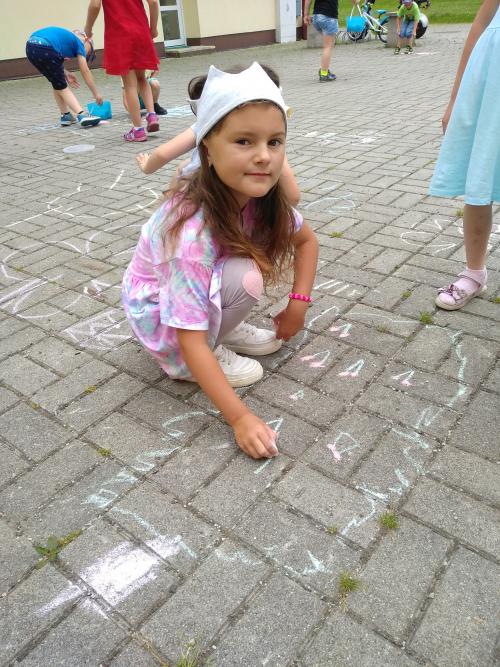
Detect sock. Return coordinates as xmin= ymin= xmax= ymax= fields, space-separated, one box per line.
xmin=453 ymin=267 xmax=487 ymax=293
xmin=77 ymin=110 xmax=84 ymax=116
xmin=134 ymin=126 xmax=142 ymax=131
xmin=320 ymin=69 xmax=328 ymax=76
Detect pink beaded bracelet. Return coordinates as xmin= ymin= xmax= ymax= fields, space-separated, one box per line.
xmin=288 ymin=292 xmax=313 ymax=303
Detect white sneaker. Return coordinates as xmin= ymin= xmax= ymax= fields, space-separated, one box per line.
xmin=222 ymin=322 xmax=282 ymax=356
xmin=214 ymin=345 xmax=263 ymax=387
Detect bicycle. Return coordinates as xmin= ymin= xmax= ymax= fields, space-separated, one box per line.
xmin=346 ymin=0 xmax=389 ymax=43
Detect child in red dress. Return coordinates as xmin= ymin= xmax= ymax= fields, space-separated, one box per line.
xmin=85 ymin=0 xmax=161 ymax=142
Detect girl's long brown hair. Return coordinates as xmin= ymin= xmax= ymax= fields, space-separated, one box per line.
xmin=162 ymin=107 xmax=296 ymax=285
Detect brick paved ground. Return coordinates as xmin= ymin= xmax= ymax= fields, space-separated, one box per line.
xmin=1 ymin=24 xmax=499 ymax=667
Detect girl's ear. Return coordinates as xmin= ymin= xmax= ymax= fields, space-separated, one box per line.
xmin=201 ymin=139 xmax=212 ymax=166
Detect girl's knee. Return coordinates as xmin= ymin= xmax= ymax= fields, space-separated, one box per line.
xmin=223 ymin=257 xmax=263 ymax=300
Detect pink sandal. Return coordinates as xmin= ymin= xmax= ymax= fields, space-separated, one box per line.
xmin=435 ymin=269 xmax=487 ymax=310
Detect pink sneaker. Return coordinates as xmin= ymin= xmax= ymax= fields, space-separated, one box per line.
xmin=124 ymin=127 xmax=147 ymax=142
xmin=146 ymin=112 xmax=159 ymax=133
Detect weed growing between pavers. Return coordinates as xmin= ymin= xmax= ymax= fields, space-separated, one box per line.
xmin=84 ymin=385 xmax=97 ymax=394
xmin=175 ymin=640 xmax=211 ymax=667
xmin=401 ymin=290 xmax=413 ymax=300
xmin=379 ymin=512 xmax=399 ymax=531
xmin=455 ymin=208 xmax=464 ymax=218
xmin=329 ymin=231 xmax=343 ymax=238
xmin=96 ymin=447 xmax=112 ymax=457
xmin=490 ymin=296 xmax=500 ymax=304
xmin=376 ymin=325 xmax=388 ymax=333
xmin=327 ymin=525 xmax=338 ymax=535
xmin=34 ymin=529 xmax=83 ymax=568
xmin=419 ymin=312 xmax=434 ymax=325
xmin=339 ymin=571 xmax=361 ymax=599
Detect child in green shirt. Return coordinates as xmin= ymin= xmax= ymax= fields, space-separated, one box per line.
xmin=395 ymin=0 xmax=421 ymax=54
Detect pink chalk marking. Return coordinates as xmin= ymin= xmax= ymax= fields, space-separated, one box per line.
xmin=300 ymin=350 xmax=331 ymax=369
xmin=338 ymin=359 xmax=364 ymax=379
xmin=327 ymin=443 xmax=342 ymax=462
xmin=391 ymin=370 xmax=415 ymax=387
xmin=329 ymin=323 xmax=352 ymax=338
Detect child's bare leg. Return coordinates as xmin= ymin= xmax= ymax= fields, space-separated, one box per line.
xmin=136 ymin=71 xmax=155 ymax=113
xmin=464 ymin=203 xmax=492 ymax=269
xmin=150 ymin=79 xmax=160 ymax=103
xmin=54 ymin=88 xmax=84 ymax=116
xmin=53 ymin=89 xmax=69 ymax=114
xmin=122 ymin=71 xmax=142 ymax=127
xmin=320 ymin=34 xmax=335 ymax=72
xmin=436 ymin=203 xmax=491 ymax=309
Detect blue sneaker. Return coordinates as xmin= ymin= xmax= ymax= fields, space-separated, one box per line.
xmin=76 ymin=112 xmax=101 ymax=128
xmin=60 ymin=112 xmax=75 ymax=126
xmin=318 ymin=69 xmax=337 ymax=82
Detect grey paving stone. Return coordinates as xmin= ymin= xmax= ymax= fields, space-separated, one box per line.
xmin=153 ymin=422 xmax=237 ymax=500
xmin=361 ymin=276 xmax=414 ymax=310
xmin=356 ymin=384 xmax=459 ymax=440
xmin=140 ymin=540 xmax=268 ymax=663
xmin=122 ymin=387 xmax=212 ymax=441
xmin=24 ymin=336 xmax=92 ymax=374
xmin=212 ymin=572 xmax=325 ymax=667
xmin=410 ymin=548 xmax=500 ymax=667
xmin=31 ymin=358 xmax=117 ymax=413
xmin=303 ymin=408 xmax=388 ymax=480
xmin=0 ymin=520 xmax=38 ymax=594
xmin=191 ymin=451 xmax=290 ymax=527
xmin=85 ymin=411 xmax=181 ymax=473
xmin=57 ymin=373 xmax=144 ymax=430
xmin=0 ymin=402 xmax=72 ymax=461
xmin=0 ymin=566 xmax=81 ymax=664
xmin=395 ymin=325 xmax=454 ymax=371
xmin=252 ymin=374 xmax=340 ymax=427
xmin=0 ymin=440 xmax=99 ymax=521
xmin=279 ymin=335 xmax=348 ymax=384
xmin=434 ymin=309 xmax=500 ymax=343
xmin=345 ymin=304 xmax=420 ymax=338
xmin=483 ymin=359 xmax=500 ymax=392
xmin=245 ymin=395 xmax=323 ymax=457
xmin=315 ymin=348 xmax=387 ymax=402
xmin=299 ymin=610 xmax=419 ymax=667
xmin=322 ymin=316 xmax=404 ymax=355
xmin=0 ymin=354 xmax=57 ymax=395
xmin=429 ymin=446 xmax=500 ymax=505
xmin=110 ymin=483 xmax=218 ymax=573
xmin=103 ymin=340 xmax=165 ymax=381
xmin=22 ymin=461 xmax=139 ymax=540
xmin=19 ymin=601 xmax=128 ymax=666
xmin=380 ymin=361 xmax=472 ymax=408
xmin=109 ymin=641 xmax=159 ymax=667
xmin=365 ymin=248 xmax=413 ymax=275
xmin=438 ymin=334 xmax=498 ymax=386
xmin=0 ymin=326 xmax=46 ymax=361
xmin=404 ymin=478 xmax=500 ymax=558
xmin=61 ymin=518 xmax=176 ymax=625
xmin=0 ymin=440 xmax=28 ymax=487
xmin=352 ymin=428 xmax=436 ymax=503
xmin=273 ymin=463 xmax=384 ymax=548
xmin=349 ymin=518 xmax=449 ymax=641
xmin=233 ymin=497 xmax=359 ymax=589
xmin=449 ymin=390 xmax=500 ymax=461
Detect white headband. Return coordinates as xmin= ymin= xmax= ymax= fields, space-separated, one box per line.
xmin=192 ymin=62 xmax=289 ymax=146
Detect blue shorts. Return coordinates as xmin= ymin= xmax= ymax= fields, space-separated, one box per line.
xmin=399 ymin=20 xmax=415 ymax=39
xmin=312 ymin=14 xmax=339 ymax=36
xmin=26 ymin=40 xmax=67 ymax=90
